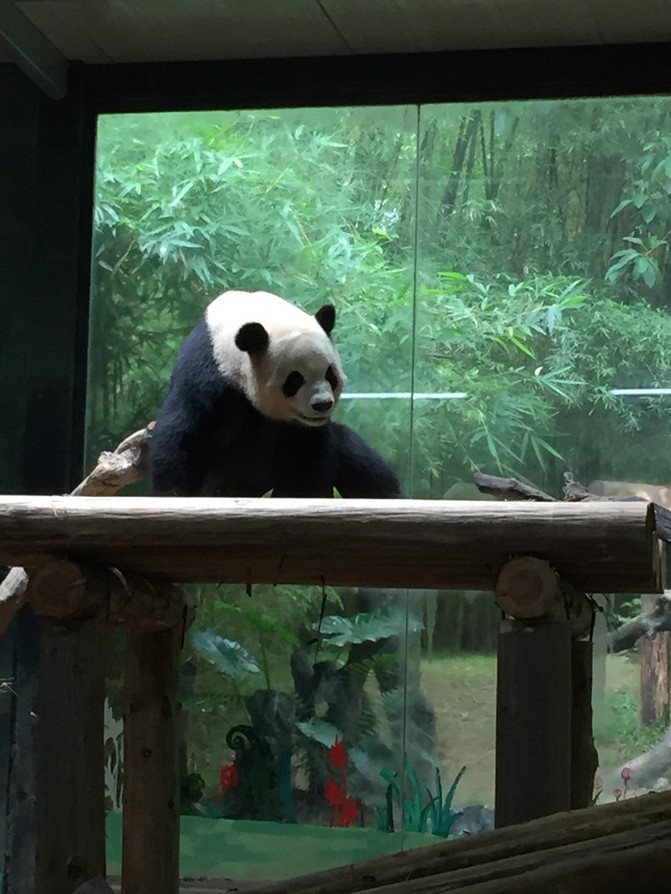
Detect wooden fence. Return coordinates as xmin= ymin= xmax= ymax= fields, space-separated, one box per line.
xmin=0 ymin=495 xmax=666 ymax=893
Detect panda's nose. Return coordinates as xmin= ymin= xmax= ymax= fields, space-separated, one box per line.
xmin=311 ymin=397 xmax=334 ymax=414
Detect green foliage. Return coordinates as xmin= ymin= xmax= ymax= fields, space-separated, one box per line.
xmin=91 ymin=101 xmax=671 ymax=495
xmin=607 ymin=132 xmax=671 ymax=295
xmin=88 ymin=108 xmax=414 ymax=460
xmin=316 ymin=607 xmax=423 ymax=647
xmin=213 ymin=601 xmax=300 ymax=647
xmin=595 ymin=690 xmax=668 ymax=759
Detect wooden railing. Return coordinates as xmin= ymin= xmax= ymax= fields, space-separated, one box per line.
xmin=0 ymin=495 xmax=666 ymax=894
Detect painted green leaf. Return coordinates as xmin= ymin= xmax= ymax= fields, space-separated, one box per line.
xmin=190 ymin=626 xmax=261 ymax=677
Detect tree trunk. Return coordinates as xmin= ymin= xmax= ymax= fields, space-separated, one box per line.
xmin=639 ymin=593 xmax=670 ymax=725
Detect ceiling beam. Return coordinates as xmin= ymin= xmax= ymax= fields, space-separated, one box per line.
xmin=0 ymin=0 xmax=67 ymax=99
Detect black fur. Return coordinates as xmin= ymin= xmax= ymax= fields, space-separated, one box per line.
xmin=151 ymin=317 xmax=400 ymax=498
xmin=315 ymin=303 xmax=336 ymax=335
xmin=234 ymin=321 xmax=269 ymax=354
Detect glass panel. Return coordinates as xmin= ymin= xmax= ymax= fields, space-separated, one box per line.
xmin=414 ymin=98 xmax=671 ymax=812
xmin=90 ymin=95 xmax=671 ymax=884
xmin=91 ymin=107 xmax=439 ymax=882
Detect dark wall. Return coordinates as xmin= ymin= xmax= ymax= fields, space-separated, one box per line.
xmin=0 ymin=64 xmax=94 ymax=495
xmin=0 ymin=63 xmax=95 ymax=892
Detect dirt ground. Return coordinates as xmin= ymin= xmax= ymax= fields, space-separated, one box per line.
xmin=420 ymin=653 xmax=497 ymax=808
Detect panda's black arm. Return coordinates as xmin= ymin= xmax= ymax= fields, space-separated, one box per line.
xmin=150 ymin=320 xmax=221 ymax=496
xmin=151 ymin=404 xmax=207 ymax=495
xmin=331 ymin=423 xmax=402 ymax=498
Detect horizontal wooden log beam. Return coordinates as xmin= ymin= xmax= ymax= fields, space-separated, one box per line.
xmin=495 ymin=557 xmax=560 ymax=618
xmin=0 ymin=496 xmax=662 ymax=593
xmin=361 ymin=821 xmax=671 ymax=893
xmin=0 ymin=428 xmax=152 ymax=632
xmin=28 ymin=559 xmax=191 ymax=631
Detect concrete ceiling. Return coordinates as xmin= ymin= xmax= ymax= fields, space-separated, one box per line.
xmin=2 ymin=0 xmax=671 ymax=99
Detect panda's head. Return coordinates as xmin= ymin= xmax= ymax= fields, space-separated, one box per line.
xmin=207 ymin=291 xmax=345 ymax=427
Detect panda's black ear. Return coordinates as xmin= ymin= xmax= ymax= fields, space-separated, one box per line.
xmin=315 ymin=304 xmax=336 ymax=335
xmin=235 ymin=322 xmax=269 ymax=354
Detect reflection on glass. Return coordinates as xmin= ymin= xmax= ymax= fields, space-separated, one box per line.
xmin=91 ymin=97 xmax=671 ymax=882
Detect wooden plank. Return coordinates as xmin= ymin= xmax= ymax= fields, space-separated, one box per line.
xmin=0 ymin=496 xmax=662 ymax=593
xmin=495 ymin=618 xmax=572 ymax=827
xmin=35 ymin=620 xmax=106 ymax=894
xmin=122 ymin=628 xmax=181 ymax=894
xmin=19 ymin=0 xmax=347 ymax=65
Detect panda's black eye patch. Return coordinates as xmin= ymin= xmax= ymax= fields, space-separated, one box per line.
xmin=282 ymin=371 xmax=305 ymax=397
xmin=325 ymin=366 xmax=339 ymax=389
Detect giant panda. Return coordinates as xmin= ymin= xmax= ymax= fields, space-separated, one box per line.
xmin=150 ymin=290 xmax=400 ymax=499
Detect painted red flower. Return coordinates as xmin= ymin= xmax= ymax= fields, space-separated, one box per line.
xmin=621 ymin=767 xmax=631 ymax=785
xmin=338 ymin=796 xmax=358 ymax=828
xmin=219 ymin=764 xmax=239 ymax=789
xmin=324 ymin=776 xmax=344 ymax=807
xmin=328 ymin=737 xmax=348 ymax=770
xmin=613 ymin=787 xmax=623 ymax=801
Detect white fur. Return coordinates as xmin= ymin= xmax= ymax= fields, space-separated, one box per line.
xmin=206 ymin=290 xmax=344 ymax=426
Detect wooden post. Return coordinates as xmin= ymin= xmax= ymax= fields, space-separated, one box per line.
xmin=570 ymin=639 xmax=598 ymax=809
xmin=639 ymin=593 xmax=670 ymax=726
xmin=4 ymin=607 xmax=40 ymax=894
xmin=495 ymin=617 xmax=572 ymax=826
xmin=122 ymin=627 xmax=181 ymax=894
xmin=495 ymin=558 xmax=572 ymax=827
xmin=35 ymin=620 xmax=106 ymax=894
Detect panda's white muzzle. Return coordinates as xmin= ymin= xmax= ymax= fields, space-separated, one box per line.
xmin=294 ymin=391 xmax=335 ymax=426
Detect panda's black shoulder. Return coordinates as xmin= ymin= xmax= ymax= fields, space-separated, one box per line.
xmin=158 ymin=317 xmax=251 ymax=420
xmin=151 ymin=315 xmax=261 ymax=495
xmin=167 ymin=318 xmax=227 ymax=397
xmin=328 ymin=422 xmax=401 ymax=498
